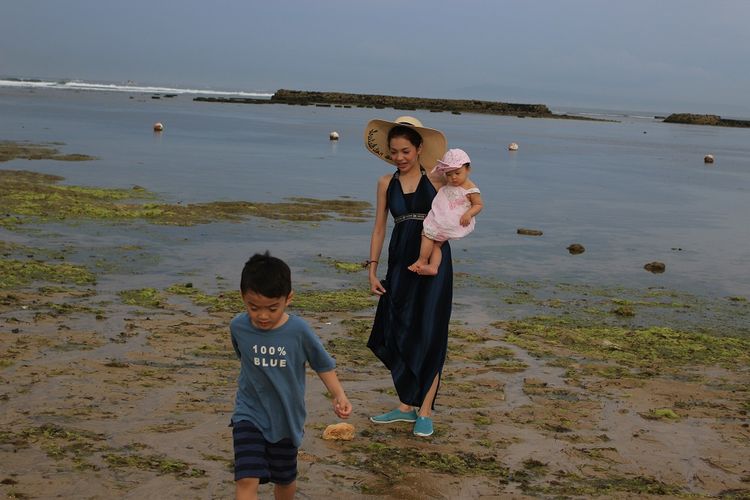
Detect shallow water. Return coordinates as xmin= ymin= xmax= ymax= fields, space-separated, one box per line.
xmin=2 ymin=87 xmax=749 ymax=297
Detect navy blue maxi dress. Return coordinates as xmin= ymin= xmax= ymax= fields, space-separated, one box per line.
xmin=367 ymin=169 xmax=453 ymax=408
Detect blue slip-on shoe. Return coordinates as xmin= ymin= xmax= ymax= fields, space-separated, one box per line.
xmin=413 ymin=416 xmax=434 ymax=437
xmin=370 ymin=408 xmax=418 ymax=424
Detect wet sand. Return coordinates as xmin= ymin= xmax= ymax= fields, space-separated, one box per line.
xmin=1 ymin=146 xmax=748 ymax=498
xmin=1 ymin=272 xmax=749 ymax=499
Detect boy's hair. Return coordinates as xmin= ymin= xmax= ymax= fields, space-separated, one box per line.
xmin=240 ymin=251 xmax=292 ymax=298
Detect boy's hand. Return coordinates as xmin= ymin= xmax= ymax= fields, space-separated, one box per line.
xmin=332 ymin=394 xmax=352 ymax=419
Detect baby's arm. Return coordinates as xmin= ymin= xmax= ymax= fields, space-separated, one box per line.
xmin=460 ymin=191 xmax=484 ymax=226
xmin=318 ymin=370 xmax=352 ymax=419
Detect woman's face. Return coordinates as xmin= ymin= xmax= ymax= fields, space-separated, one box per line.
xmin=389 ymin=136 xmax=422 ymax=172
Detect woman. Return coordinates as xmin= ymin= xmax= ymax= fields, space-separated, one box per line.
xmin=363 ymin=116 xmax=452 ymax=437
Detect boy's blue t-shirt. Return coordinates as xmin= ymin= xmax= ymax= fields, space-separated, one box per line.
xmin=230 ymin=313 xmax=336 ymax=447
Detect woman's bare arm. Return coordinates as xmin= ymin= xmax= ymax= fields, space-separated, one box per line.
xmin=368 ymin=174 xmax=390 ymax=294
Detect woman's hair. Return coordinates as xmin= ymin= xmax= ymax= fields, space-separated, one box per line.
xmin=387 ymin=125 xmax=423 ymax=149
xmin=240 ymin=251 xmax=292 ymax=298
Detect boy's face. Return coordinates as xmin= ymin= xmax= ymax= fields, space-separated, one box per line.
xmin=242 ymin=290 xmax=293 ymax=330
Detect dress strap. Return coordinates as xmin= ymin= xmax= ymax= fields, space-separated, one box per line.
xmin=393 ymin=167 xmax=426 ymax=179
xmin=394 ymin=213 xmax=426 ymax=224
xmin=464 ymin=187 xmax=481 ymax=195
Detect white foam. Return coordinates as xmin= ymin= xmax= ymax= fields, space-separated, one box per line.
xmin=0 ymin=78 xmax=272 ymax=98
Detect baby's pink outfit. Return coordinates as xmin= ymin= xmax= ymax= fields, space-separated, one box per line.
xmin=423 ymin=185 xmax=481 ymax=242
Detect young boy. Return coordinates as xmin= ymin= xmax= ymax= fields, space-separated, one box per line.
xmin=230 ymin=251 xmax=352 ymax=500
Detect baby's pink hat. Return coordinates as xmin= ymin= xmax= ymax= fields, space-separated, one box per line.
xmin=431 ymin=148 xmax=471 ymax=174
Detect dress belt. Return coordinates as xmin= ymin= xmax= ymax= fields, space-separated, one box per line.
xmin=394 ymin=213 xmax=426 ymax=224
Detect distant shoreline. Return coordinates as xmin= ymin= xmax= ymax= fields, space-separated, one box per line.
xmin=193 ymin=89 xmax=616 ymax=122
xmin=4 ymin=79 xmax=749 ymax=127
xmin=193 ymin=90 xmax=750 ymax=128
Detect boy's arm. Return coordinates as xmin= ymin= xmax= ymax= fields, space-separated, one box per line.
xmin=317 ymin=370 xmax=352 ymax=419
xmin=231 ymin=333 xmax=241 ymax=359
xmin=460 ymin=192 xmax=484 ymax=226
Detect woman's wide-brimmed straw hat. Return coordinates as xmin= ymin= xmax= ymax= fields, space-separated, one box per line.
xmin=364 ymin=116 xmax=447 ymax=169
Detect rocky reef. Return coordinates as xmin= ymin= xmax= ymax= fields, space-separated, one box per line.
xmin=663 ymin=113 xmax=750 ymax=128
xmin=195 ymin=89 xmax=605 ymax=120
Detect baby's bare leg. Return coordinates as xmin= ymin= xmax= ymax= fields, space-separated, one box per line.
xmin=408 ymin=234 xmax=434 ymax=272
xmin=417 ymin=241 xmax=443 ymax=276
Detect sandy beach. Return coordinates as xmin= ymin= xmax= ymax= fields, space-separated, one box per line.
xmin=1 ymin=269 xmax=749 ymax=499
xmin=2 ymin=150 xmax=749 ymax=498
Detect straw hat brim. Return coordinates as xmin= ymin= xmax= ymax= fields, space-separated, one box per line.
xmin=364 ymin=117 xmax=447 ymax=170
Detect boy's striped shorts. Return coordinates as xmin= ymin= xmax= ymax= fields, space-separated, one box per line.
xmin=232 ymin=420 xmax=298 ymax=484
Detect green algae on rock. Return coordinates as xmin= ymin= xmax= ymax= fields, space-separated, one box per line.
xmin=0 ymin=170 xmax=153 ymax=228
xmin=494 ymin=316 xmax=750 ymax=371
xmin=641 ymin=408 xmax=680 ymax=420
xmin=0 ymin=258 xmax=96 ymax=289
xmin=118 ymin=288 xmax=169 ymax=309
xmin=0 ymin=141 xmax=97 ymax=163
xmin=526 ymin=472 xmax=684 ymax=497
xmin=0 ymin=170 xmax=371 ymax=227
xmin=166 ymin=283 xmax=241 ymax=313
xmin=344 ymin=442 xmax=508 ymax=483
xmin=316 ymin=255 xmax=367 ymax=273
xmin=103 ymin=451 xmax=206 ymax=477
xmin=10 ymin=424 xmax=107 ymax=470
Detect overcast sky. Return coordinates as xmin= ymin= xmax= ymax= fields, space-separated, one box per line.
xmin=2 ymin=0 xmax=749 ymax=115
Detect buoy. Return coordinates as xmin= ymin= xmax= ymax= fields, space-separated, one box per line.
xmin=153 ymin=122 xmax=164 ymax=132
xmin=329 ymin=131 xmax=339 ymax=141
xmin=704 ymin=154 xmax=714 ymax=164
xmin=508 ymin=142 xmax=519 ymax=151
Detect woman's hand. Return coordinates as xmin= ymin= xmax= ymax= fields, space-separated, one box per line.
xmin=369 ymin=274 xmax=386 ymax=295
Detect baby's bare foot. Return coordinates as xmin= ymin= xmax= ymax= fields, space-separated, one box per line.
xmin=408 ymin=259 xmax=427 ymax=273
xmin=417 ymin=263 xmax=438 ymax=276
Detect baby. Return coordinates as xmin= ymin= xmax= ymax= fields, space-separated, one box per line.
xmin=408 ymin=148 xmax=483 ymax=276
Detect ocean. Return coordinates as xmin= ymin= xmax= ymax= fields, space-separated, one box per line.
xmin=1 ymin=80 xmax=749 ymax=299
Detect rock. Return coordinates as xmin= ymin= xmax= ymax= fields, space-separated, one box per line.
xmin=322 ymin=422 xmax=355 ymax=441
xmin=644 ymin=261 xmax=666 ymax=274
xmin=517 ymin=228 xmax=543 ymax=236
xmin=329 ymin=131 xmax=339 ymax=141
xmin=567 ymin=243 xmax=585 ymax=255
xmin=704 ymin=154 xmax=714 ymax=164
xmin=508 ymin=142 xmax=519 ymax=151
xmin=153 ymin=122 xmax=164 ymax=132
xmin=663 ymin=113 xmax=750 ymax=128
